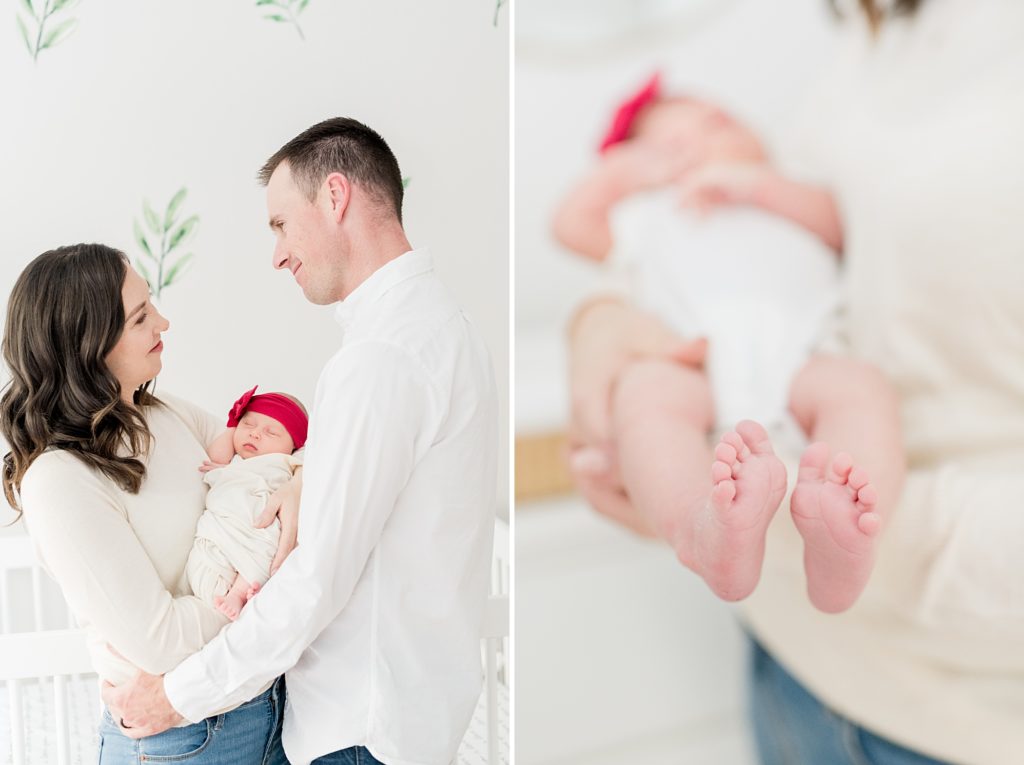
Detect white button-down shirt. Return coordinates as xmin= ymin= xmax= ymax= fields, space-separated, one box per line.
xmin=165 ymin=249 xmax=499 ymax=765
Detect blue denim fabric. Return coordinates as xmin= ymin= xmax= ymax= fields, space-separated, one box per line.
xmin=311 ymin=746 xmax=386 ymax=765
xmin=748 ymin=638 xmax=951 ymax=765
xmin=98 ymin=676 xmax=285 ymax=765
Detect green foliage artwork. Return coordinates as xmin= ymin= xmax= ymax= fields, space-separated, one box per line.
xmin=493 ymin=0 xmax=506 ymax=27
xmin=256 ymin=0 xmax=310 ymax=40
xmin=16 ymin=0 xmax=79 ymax=62
xmin=134 ymin=188 xmax=199 ymax=299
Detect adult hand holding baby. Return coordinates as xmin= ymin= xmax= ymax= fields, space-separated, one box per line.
xmin=255 ymin=466 xmax=302 ymax=575
xmin=566 ymin=296 xmax=707 ymax=459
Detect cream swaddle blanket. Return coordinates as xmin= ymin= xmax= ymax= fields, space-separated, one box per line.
xmin=186 ymin=451 xmax=301 ymax=603
xmin=611 ymin=189 xmax=841 ymax=435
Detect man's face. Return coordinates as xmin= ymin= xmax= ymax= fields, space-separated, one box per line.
xmin=266 ymin=162 xmax=345 ymax=305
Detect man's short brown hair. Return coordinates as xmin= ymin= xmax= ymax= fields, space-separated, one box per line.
xmin=258 ymin=117 xmax=404 ymax=223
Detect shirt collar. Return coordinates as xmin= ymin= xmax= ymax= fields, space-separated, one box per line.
xmin=334 ymin=248 xmax=433 ymax=329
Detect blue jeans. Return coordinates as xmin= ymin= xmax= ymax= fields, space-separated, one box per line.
xmin=311 ymin=746 xmax=385 ymax=764
xmin=98 ymin=676 xmax=286 ymax=764
xmin=749 ymin=639 xmax=950 ymax=765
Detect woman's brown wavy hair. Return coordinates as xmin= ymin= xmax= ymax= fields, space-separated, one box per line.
xmin=832 ymin=0 xmax=924 ymax=32
xmin=1 ymin=244 xmax=161 ymax=518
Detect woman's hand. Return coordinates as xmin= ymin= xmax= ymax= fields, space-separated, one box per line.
xmin=197 ymin=460 xmax=228 ymax=474
xmin=566 ymin=298 xmax=706 ymax=536
xmin=567 ymin=296 xmax=708 ymax=448
xmin=255 ymin=467 xmax=302 ymax=574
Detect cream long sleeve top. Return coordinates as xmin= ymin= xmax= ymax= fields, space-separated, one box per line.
xmin=164 ymin=249 xmax=500 ymax=765
xmin=19 ymin=394 xmax=230 ymax=684
xmin=744 ymin=3 xmax=1024 ymax=764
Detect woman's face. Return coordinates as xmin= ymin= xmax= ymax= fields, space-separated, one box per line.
xmin=105 ymin=266 xmax=170 ymax=401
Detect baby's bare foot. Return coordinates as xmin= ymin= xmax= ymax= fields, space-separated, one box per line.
xmin=694 ymin=420 xmax=787 ymax=601
xmin=791 ymin=443 xmax=881 ymax=613
xmin=214 ymin=594 xmax=244 ymax=621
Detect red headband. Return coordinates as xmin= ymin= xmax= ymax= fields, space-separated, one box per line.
xmin=227 ymin=386 xmax=308 ymax=449
xmin=599 ymin=72 xmax=662 ymax=153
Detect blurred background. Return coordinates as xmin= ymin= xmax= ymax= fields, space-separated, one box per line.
xmin=514 ymin=1 xmax=837 ymax=762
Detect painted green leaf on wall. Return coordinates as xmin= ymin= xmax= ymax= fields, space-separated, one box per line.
xmin=17 ymin=0 xmax=80 ymax=62
xmin=256 ymin=0 xmax=310 ymax=41
xmin=133 ymin=187 xmax=200 ymax=299
xmin=494 ymin=0 xmax=506 ymax=27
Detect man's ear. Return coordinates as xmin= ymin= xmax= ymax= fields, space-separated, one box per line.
xmin=324 ymin=173 xmax=351 ymax=222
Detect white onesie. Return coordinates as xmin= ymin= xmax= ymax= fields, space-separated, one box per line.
xmin=186 ymin=451 xmax=301 ymax=604
xmin=611 ymin=189 xmax=841 ymax=434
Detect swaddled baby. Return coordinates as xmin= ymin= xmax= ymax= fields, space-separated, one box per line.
xmin=186 ymin=386 xmax=308 ymax=621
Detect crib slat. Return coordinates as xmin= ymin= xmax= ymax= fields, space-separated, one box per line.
xmin=31 ymin=566 xmax=44 ymax=632
xmin=9 ymin=677 xmax=25 ymax=765
xmin=55 ymin=674 xmax=70 ymax=765
xmin=485 ymin=637 xmax=499 ymax=765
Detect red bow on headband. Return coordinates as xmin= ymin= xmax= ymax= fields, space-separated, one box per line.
xmin=599 ymin=72 xmax=662 ymax=153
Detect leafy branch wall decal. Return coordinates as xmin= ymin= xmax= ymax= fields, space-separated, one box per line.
xmin=133 ymin=188 xmax=199 ymax=299
xmin=256 ymin=0 xmax=310 ymax=41
xmin=493 ymin=0 xmax=506 ymax=27
xmin=16 ymin=0 xmax=79 ymax=62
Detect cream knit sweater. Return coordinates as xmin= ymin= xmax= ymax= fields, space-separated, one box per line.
xmin=20 ymin=394 xmax=229 ymax=686
xmin=744 ymin=3 xmax=1024 ymax=763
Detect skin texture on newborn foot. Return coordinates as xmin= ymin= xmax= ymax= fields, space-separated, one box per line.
xmin=790 ymin=443 xmax=881 ymax=613
xmin=700 ymin=420 xmax=788 ymax=601
xmin=214 ymin=591 xmax=246 ymax=621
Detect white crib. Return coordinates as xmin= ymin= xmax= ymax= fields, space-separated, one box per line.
xmin=0 ymin=522 xmax=509 ymax=765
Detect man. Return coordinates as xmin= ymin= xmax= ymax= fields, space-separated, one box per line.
xmin=105 ymin=117 xmax=499 ymax=765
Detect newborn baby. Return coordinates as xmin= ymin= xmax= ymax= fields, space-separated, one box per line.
xmin=185 ymin=386 xmax=308 ymax=620
xmin=553 ymin=74 xmax=905 ymax=613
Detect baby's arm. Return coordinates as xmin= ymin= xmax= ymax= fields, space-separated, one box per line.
xmin=677 ymin=163 xmax=843 ymax=253
xmin=200 ymin=428 xmax=236 ymax=472
xmin=553 ymin=142 xmax=697 ymax=261
xmin=750 ymin=172 xmax=843 ymax=253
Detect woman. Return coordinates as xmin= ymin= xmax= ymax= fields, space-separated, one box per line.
xmin=1 ymin=244 xmax=295 ymax=764
xmin=564 ymin=0 xmax=1024 ymax=763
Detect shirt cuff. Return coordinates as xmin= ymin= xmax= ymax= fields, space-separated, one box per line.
xmin=164 ymin=651 xmax=224 ymax=724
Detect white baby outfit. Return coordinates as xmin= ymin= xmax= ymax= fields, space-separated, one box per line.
xmin=610 ymin=190 xmax=840 ymax=434
xmin=186 ymin=452 xmax=301 ymax=604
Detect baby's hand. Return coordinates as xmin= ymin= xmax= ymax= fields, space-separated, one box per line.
xmin=198 ymin=459 xmax=229 ymax=473
xmin=676 ymin=161 xmax=773 ymax=214
xmin=604 ymin=139 xmax=702 ymax=194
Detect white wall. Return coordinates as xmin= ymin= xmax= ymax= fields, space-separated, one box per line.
xmin=0 ymin=0 xmax=509 ymax=529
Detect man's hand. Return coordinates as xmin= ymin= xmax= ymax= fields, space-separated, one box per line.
xmin=101 ymin=671 xmax=183 ymax=739
xmin=255 ymin=468 xmax=302 ymax=574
